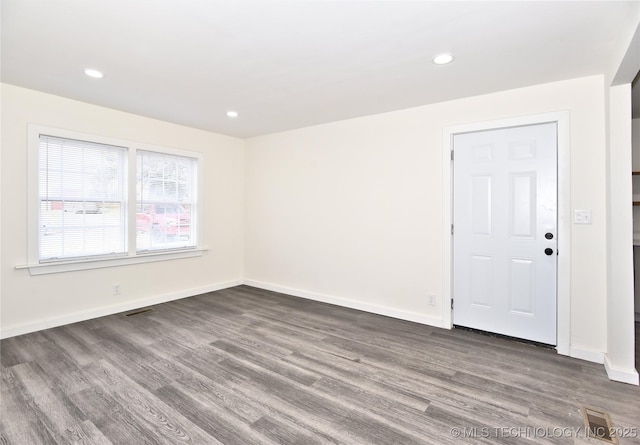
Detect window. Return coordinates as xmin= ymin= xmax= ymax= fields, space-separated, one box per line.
xmin=39 ymin=135 xmax=126 ymax=262
xmin=136 ymin=150 xmax=197 ymax=252
xmin=26 ymin=126 xmax=203 ymax=274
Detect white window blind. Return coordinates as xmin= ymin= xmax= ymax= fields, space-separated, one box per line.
xmin=136 ymin=150 xmax=197 ymax=252
xmin=39 ymin=135 xmax=126 ymax=262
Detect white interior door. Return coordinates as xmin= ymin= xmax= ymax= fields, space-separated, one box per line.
xmin=453 ymin=123 xmax=557 ymax=345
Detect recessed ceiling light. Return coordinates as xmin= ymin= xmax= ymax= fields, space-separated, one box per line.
xmin=84 ymin=68 xmax=104 ymax=78
xmin=226 ymin=111 xmax=239 ymax=118
xmin=432 ymin=53 xmax=454 ymax=65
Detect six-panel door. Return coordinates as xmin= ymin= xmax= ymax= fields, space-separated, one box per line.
xmin=453 ymin=123 xmax=557 ymax=345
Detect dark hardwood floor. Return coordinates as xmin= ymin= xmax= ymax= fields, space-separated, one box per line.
xmin=2 ymin=285 xmax=639 ymax=444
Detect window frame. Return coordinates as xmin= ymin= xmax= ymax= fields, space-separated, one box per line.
xmin=37 ymin=134 xmax=128 ymax=262
xmin=135 ymin=149 xmax=199 ymax=253
xmin=22 ymin=125 xmax=205 ymax=275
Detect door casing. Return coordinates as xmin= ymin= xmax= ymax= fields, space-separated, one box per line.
xmin=442 ymin=111 xmax=570 ymax=356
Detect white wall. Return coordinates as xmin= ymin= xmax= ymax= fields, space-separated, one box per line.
xmin=1 ymin=84 xmax=245 ymax=337
xmin=606 ymin=85 xmax=638 ymax=384
xmin=245 ymin=76 xmax=608 ymax=357
xmin=606 ymin=9 xmax=640 ymax=384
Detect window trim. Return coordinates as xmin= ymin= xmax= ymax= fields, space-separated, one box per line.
xmin=16 ymin=249 xmax=205 ymax=276
xmin=22 ymin=124 xmax=205 ymax=275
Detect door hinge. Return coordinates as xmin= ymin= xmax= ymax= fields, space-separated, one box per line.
xmin=451 ymin=150 xmax=454 ymax=161
xmin=451 ymin=224 xmax=454 ymax=235
xmin=451 ymin=299 xmax=454 ymax=310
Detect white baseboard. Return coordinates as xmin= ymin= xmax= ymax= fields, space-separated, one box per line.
xmin=0 ymin=279 xmax=243 ymax=339
xmin=243 ymin=279 xmax=445 ymax=328
xmin=604 ymin=354 xmax=640 ymax=385
xmin=569 ymin=346 xmax=605 ymax=364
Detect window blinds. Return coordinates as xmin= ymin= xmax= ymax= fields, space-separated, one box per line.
xmin=38 ymin=135 xmax=126 ymax=261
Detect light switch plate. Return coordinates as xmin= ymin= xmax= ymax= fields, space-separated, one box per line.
xmin=574 ymin=210 xmax=592 ymax=224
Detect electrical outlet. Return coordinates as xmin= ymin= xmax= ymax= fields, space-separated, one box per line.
xmin=427 ymin=293 xmax=436 ymax=306
xmin=112 ymin=284 xmax=121 ymax=296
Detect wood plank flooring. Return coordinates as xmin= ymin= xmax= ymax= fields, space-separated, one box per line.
xmin=2 ymin=285 xmax=639 ymax=444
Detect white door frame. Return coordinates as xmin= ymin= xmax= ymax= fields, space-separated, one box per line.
xmin=442 ymin=111 xmax=571 ymax=356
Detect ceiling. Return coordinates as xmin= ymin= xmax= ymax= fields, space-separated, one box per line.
xmin=2 ymin=1 xmax=639 ymax=138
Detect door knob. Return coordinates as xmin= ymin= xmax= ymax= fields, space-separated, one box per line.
xmin=544 ymin=248 xmax=554 ymax=256
xmin=545 ymin=232 xmax=554 ymax=240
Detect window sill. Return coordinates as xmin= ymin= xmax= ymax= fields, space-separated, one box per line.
xmin=16 ymin=248 xmax=206 ymax=276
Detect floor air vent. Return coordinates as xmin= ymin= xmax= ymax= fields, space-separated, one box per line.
xmin=581 ymin=406 xmax=617 ymax=444
xmin=124 ymin=308 xmax=153 ymax=317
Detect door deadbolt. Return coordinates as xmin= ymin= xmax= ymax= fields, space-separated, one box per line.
xmin=545 ymin=232 xmax=554 ymax=240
